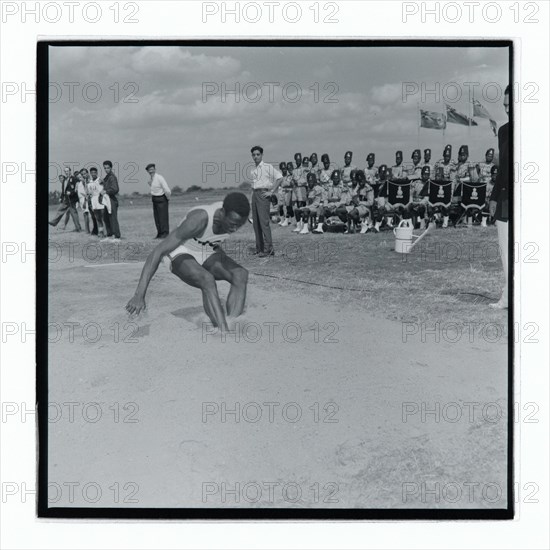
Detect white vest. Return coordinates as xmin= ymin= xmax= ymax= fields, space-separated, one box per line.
xmin=175 ymin=201 xmax=229 ymax=255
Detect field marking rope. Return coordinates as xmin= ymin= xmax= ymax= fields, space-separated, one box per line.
xmin=250 ymin=272 xmax=371 ymax=292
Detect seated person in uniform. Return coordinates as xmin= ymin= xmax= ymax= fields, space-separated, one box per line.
xmin=476 ymin=148 xmax=495 ymax=184
xmin=454 ymin=145 xmax=478 ymax=226
xmin=408 ymin=149 xmax=423 ymax=182
xmin=293 ymin=156 xmax=311 ymax=233
xmin=280 ymin=161 xmax=295 ymax=227
xmin=319 ymin=154 xmax=333 ymax=188
xmin=341 ymin=151 xmax=357 ymax=187
xmin=291 ymin=153 xmax=307 ymax=231
xmin=276 ymin=161 xmax=288 ymax=224
xmin=310 ymin=153 xmax=321 ymax=179
xmin=373 ymin=164 xmax=392 ymax=232
xmin=384 ymin=163 xmax=409 ymax=227
xmin=298 ymin=172 xmax=325 ymax=235
xmin=317 ymin=169 xmax=344 ymax=229
xmin=365 ymin=153 xmax=378 ymax=186
xmin=407 ymin=165 xmax=430 ymax=229
xmin=335 ymin=180 xmax=354 ymax=233
xmin=312 ymin=156 xmax=333 ymax=234
xmin=349 ymin=169 xmax=374 ymax=234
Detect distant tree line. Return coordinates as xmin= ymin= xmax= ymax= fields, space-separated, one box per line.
xmin=49 ymin=182 xmax=250 ymax=204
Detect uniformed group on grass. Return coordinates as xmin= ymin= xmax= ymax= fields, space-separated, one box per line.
xmin=271 ymin=145 xmax=498 ymax=234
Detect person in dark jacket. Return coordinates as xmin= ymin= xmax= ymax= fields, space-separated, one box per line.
xmin=49 ymin=168 xmax=81 ymax=231
xmin=489 ymin=85 xmax=510 ymax=309
xmin=101 ymin=160 xmax=121 ymax=241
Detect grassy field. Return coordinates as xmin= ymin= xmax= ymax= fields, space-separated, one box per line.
xmin=50 ymin=191 xmax=508 ymax=328
xmin=46 ymin=193 xmax=509 ymax=510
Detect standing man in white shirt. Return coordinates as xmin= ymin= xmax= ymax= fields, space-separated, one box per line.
xmin=146 ymin=163 xmax=172 ymax=239
xmin=250 ymin=145 xmax=283 ymax=257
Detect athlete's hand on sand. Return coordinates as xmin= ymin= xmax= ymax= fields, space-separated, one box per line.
xmin=126 ymin=295 xmax=146 ymax=315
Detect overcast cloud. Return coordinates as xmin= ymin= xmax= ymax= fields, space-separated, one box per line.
xmin=49 ymin=44 xmax=509 ymax=193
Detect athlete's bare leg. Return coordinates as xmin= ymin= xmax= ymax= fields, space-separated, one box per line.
xmin=202 ymin=250 xmax=248 ymax=318
xmin=170 ymin=254 xmax=229 ymax=331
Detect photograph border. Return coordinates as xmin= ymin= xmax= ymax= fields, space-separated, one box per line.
xmin=36 ymin=37 xmax=514 ymax=521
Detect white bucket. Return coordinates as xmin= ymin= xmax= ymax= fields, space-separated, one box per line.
xmin=393 ymin=219 xmax=433 ymax=254
xmin=393 ymin=220 xmax=414 ymax=253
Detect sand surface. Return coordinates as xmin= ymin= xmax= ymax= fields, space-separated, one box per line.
xmin=47 ymin=247 xmax=508 ymax=509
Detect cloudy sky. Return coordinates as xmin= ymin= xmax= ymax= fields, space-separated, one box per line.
xmin=49 ymin=44 xmax=509 ymax=193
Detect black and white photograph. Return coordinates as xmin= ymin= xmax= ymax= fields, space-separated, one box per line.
xmin=37 ymin=39 xmax=514 ymax=519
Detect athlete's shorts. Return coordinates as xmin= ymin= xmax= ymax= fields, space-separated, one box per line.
xmin=163 ymin=243 xmax=216 ymax=271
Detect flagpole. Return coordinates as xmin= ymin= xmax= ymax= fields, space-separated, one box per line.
xmin=470 ymin=94 xmax=473 ymax=139
xmin=443 ymin=107 xmax=446 ymax=150
xmin=417 ymin=102 xmax=420 ymax=149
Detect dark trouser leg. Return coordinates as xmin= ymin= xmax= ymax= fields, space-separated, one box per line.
xmin=90 ymin=208 xmax=98 ymax=235
xmin=63 ymin=209 xmax=71 ymax=228
xmin=83 ymin=212 xmax=90 ymax=233
xmin=254 ymin=190 xmax=273 ymax=253
xmin=251 ymin=191 xmax=264 ymax=253
xmin=157 ymin=195 xmax=170 ymax=236
xmin=49 ymin=203 xmax=69 ymax=226
xmin=104 ymin=206 xmax=112 ymax=236
xmin=109 ymin=197 xmax=121 ymax=238
xmin=68 ymin=203 xmax=81 ymax=231
xmin=152 ymin=197 xmax=161 ymax=236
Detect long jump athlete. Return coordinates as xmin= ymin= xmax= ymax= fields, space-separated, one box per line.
xmin=126 ymin=192 xmax=251 ymax=332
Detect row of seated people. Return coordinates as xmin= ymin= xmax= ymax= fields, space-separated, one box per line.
xmin=271 ymin=145 xmax=497 ymax=234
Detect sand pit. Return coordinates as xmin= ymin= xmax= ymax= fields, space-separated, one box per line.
xmin=47 ymin=249 xmax=508 ymax=510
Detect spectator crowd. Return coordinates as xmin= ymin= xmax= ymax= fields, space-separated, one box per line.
xmin=269 ymin=145 xmax=498 ymax=234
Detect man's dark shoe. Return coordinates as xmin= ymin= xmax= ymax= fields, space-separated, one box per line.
xmin=258 ymin=250 xmax=275 ymax=258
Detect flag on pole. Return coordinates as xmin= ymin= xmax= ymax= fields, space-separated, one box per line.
xmin=445 ymin=104 xmax=478 ymax=126
xmin=420 ymin=109 xmax=446 ymax=130
xmin=472 ymin=98 xmax=492 ymax=119
xmin=471 ymin=98 xmax=497 ymax=136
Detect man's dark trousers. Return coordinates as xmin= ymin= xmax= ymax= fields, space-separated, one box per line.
xmin=105 ymin=196 xmax=121 ymax=238
xmin=50 ymin=200 xmax=81 ymax=230
xmin=251 ymin=189 xmax=273 ymax=253
xmin=152 ymin=194 xmax=169 ymax=237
